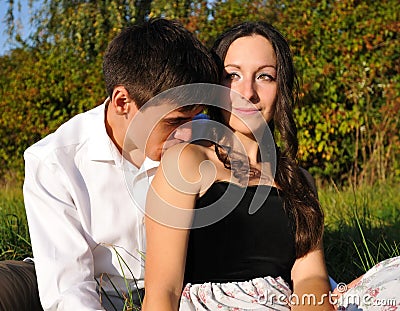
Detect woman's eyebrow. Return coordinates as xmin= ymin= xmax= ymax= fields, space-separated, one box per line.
xmin=224 ymin=64 xmax=276 ymax=70
xmin=224 ymin=64 xmax=241 ymax=69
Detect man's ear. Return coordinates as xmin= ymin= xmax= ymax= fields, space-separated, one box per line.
xmin=111 ymin=86 xmax=138 ymax=116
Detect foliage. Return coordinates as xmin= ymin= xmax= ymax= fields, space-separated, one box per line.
xmin=281 ymin=0 xmax=400 ymax=185
xmin=0 ymin=44 xmax=105 ymax=182
xmin=0 ymin=0 xmax=399 ymax=186
xmin=194 ymin=0 xmax=280 ymax=46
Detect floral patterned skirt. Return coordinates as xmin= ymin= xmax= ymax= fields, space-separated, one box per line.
xmin=179 ymin=276 xmax=291 ymax=310
xmin=338 ymin=256 xmax=400 ymax=311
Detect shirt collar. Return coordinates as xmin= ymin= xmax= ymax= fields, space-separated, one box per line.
xmin=87 ymin=98 xmax=115 ymax=163
xmin=140 ymin=157 xmax=159 ymax=173
xmin=88 ymin=99 xmax=157 ymax=174
xmin=128 ymin=157 xmax=159 ymax=186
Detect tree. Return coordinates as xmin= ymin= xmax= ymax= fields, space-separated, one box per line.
xmin=277 ymin=0 xmax=400 ymax=184
xmin=0 ymin=0 xmax=399 ymax=185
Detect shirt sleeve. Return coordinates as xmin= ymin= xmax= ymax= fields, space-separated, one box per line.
xmin=23 ymin=151 xmax=105 ymax=311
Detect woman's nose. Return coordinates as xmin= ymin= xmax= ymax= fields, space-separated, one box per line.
xmin=239 ymin=79 xmax=258 ymax=103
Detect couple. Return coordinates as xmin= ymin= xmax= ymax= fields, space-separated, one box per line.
xmin=0 ymin=18 xmax=332 ymax=310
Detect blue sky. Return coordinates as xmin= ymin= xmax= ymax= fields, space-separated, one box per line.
xmin=0 ymin=0 xmax=40 ymax=55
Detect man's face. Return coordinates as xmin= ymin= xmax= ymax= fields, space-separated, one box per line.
xmin=128 ymin=104 xmax=204 ymax=161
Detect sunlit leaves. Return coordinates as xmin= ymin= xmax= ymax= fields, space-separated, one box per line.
xmin=0 ymin=0 xmax=399 ymax=185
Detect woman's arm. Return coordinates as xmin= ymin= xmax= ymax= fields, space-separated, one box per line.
xmin=142 ymin=143 xmax=209 ymax=311
xmin=291 ymin=242 xmax=335 ymax=311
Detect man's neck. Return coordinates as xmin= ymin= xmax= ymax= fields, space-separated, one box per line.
xmin=104 ymin=99 xmax=145 ymax=168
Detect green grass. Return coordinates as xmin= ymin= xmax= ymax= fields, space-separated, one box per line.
xmin=321 ymin=181 xmax=400 ymax=283
xmin=0 ymin=184 xmax=32 ymax=260
xmin=1 ymin=181 xmax=399 ymax=285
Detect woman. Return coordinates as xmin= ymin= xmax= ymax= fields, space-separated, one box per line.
xmin=142 ymin=21 xmax=334 ymax=310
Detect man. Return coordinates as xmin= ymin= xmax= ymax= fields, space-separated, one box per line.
xmin=1 ymin=18 xmax=219 ymax=311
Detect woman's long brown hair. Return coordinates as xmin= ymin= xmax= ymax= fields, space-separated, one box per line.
xmin=211 ymin=21 xmax=323 ymax=258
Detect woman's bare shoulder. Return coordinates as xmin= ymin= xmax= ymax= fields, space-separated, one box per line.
xmin=161 ymin=142 xmax=211 ymax=163
xmin=160 ymin=142 xmax=215 ymax=183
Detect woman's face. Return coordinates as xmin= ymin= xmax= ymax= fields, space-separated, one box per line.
xmin=222 ymin=34 xmax=277 ymax=136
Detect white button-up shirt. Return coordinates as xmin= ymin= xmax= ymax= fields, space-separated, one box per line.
xmin=23 ymin=100 xmax=158 ymax=310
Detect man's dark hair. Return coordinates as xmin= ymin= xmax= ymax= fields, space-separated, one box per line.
xmin=103 ymin=18 xmax=220 ymax=108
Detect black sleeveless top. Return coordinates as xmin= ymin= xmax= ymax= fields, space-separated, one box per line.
xmin=184 ymin=182 xmax=296 ymax=287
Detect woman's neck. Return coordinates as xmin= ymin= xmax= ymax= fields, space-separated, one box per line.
xmin=232 ymin=130 xmax=273 ymax=165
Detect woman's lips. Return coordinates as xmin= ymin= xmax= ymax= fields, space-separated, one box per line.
xmin=233 ymin=107 xmax=259 ymax=115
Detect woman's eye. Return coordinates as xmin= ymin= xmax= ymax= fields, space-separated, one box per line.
xmin=225 ymin=72 xmax=240 ymax=80
xmin=258 ymin=73 xmax=275 ymax=81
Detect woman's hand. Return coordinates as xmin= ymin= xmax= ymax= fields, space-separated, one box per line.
xmin=331 ymin=275 xmax=363 ymax=310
